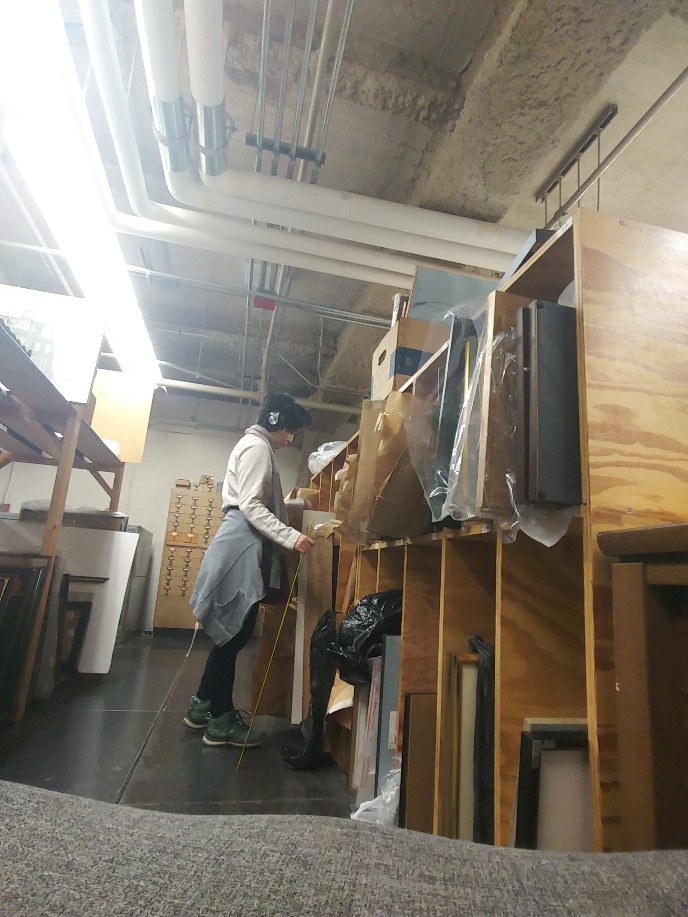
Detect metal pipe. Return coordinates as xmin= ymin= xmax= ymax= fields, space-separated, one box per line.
xmin=82 ymin=0 xmax=522 ymax=274
xmin=0 ymin=239 xmax=391 ymax=325
xmin=287 ymin=0 xmax=318 ymax=180
xmin=545 ymin=64 xmax=688 ymax=228
xmin=310 ymin=0 xmax=355 ymax=183
xmin=255 ymin=0 xmax=272 ymax=172
xmin=271 ymin=0 xmax=295 ymax=176
xmin=86 ymin=0 xmax=523 ymax=264
xmin=160 ymin=377 xmax=359 ymax=414
xmin=184 ymin=0 xmax=227 ymax=175
xmin=74 ymin=9 xmax=427 ymax=282
xmin=132 ymin=0 xmax=189 ymax=172
xmin=296 ymin=0 xmax=339 ymax=182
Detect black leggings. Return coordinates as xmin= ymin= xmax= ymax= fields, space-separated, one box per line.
xmin=196 ymin=605 xmax=259 ymax=717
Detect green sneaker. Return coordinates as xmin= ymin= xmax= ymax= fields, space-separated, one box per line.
xmin=202 ymin=710 xmax=266 ymax=748
xmin=183 ymin=696 xmax=212 ymax=730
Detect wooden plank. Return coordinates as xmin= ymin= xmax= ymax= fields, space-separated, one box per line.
xmin=434 ymin=536 xmax=497 ymax=836
xmin=109 ymin=465 xmax=125 ymax=511
xmin=612 ymin=562 xmax=688 ymax=850
xmin=336 ymin=544 xmax=357 ymax=622
xmin=0 ymin=426 xmax=40 ymax=462
xmin=357 ymin=548 xmax=378 ymax=598
xmin=645 ymin=562 xmax=688 ymax=586
xmin=377 ymin=545 xmax=404 ymax=591
xmin=74 ymin=419 xmax=122 ymax=470
xmin=12 ymin=406 xmax=83 ymax=722
xmin=301 ymin=511 xmax=335 ymax=720
xmin=0 ymin=393 xmax=63 ymax=462
xmin=41 ymin=407 xmax=83 ymax=557
xmin=399 ymin=340 xmax=450 ymax=402
xmin=496 ymin=531 xmax=587 ymax=846
xmin=500 ymin=220 xmax=574 ymax=303
xmin=611 ymin=562 xmax=655 ymax=850
xmin=576 ymin=209 xmax=688 ymax=851
xmin=400 ymin=693 xmax=438 ymax=833
xmin=598 ymin=524 xmax=688 ymax=558
xmin=0 ymin=323 xmax=74 ymax=418
xmin=87 ymin=467 xmax=114 ymax=498
xmin=399 ymin=544 xmax=442 ymax=701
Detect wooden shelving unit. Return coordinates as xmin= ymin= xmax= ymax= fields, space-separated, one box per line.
xmin=310 ymin=209 xmax=688 ymax=853
xmin=0 ymin=323 xmax=124 ymax=720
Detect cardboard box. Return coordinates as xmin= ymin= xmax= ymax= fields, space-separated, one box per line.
xmin=342 ymin=392 xmax=432 ymax=542
xmin=371 ymin=318 xmax=449 ymax=401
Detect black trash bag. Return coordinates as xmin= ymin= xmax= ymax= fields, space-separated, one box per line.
xmin=328 ymin=590 xmax=402 ymax=687
xmin=282 ymin=609 xmax=338 ymax=770
xmin=469 ymin=635 xmax=495 ymax=844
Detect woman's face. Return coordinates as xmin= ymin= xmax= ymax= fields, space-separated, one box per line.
xmin=269 ymin=428 xmax=296 ymax=449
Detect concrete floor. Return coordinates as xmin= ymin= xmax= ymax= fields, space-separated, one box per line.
xmin=0 ymin=633 xmax=352 ymax=817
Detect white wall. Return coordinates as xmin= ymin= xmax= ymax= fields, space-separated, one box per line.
xmin=0 ymin=393 xmax=303 ymax=629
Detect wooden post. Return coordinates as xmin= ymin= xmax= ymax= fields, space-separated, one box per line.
xmin=12 ymin=407 xmax=82 ymax=722
xmin=109 ymin=465 xmax=125 ymax=511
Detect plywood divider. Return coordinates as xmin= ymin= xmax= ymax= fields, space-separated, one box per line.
xmin=357 ymin=548 xmax=379 ymax=598
xmin=377 ymin=545 xmax=405 ymax=592
xmin=575 ymin=210 xmax=688 ymax=850
xmin=495 ymin=530 xmax=586 ymax=845
xmin=434 ymin=535 xmax=497 ymax=835
xmin=397 ymin=545 xmax=442 ymax=750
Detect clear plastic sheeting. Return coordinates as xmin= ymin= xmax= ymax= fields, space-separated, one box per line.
xmin=350 ymin=761 xmax=401 ymax=826
xmin=406 ymin=296 xmax=490 ymax=525
xmin=405 ymin=295 xmax=578 ymax=546
xmin=308 ymin=441 xmax=346 ymax=476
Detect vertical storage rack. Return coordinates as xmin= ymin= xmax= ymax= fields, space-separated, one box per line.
xmin=0 ymin=323 xmax=124 ymax=721
xmin=310 ymin=209 xmax=688 ymax=853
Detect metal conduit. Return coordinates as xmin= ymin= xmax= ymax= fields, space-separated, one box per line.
xmin=287 ymin=0 xmax=319 ymax=180
xmin=310 ymin=0 xmax=355 ymax=184
xmin=255 ymin=0 xmax=272 ymax=173
xmin=271 ymin=0 xmax=295 ymax=176
xmin=545 ymin=64 xmax=688 ymax=228
xmin=296 ymin=0 xmax=339 ymax=183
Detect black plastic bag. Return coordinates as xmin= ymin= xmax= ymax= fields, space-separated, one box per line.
xmin=282 ymin=609 xmax=338 ymax=770
xmin=469 ymin=635 xmax=495 ymax=844
xmin=328 ymin=590 xmax=402 ymax=687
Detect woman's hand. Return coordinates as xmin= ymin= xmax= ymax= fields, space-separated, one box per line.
xmin=294 ymin=534 xmax=316 ymax=554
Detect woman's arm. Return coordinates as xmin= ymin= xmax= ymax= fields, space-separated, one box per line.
xmin=235 ymin=441 xmax=302 ymax=550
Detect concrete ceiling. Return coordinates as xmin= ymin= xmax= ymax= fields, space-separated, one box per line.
xmin=1 ymin=0 xmax=687 ymax=437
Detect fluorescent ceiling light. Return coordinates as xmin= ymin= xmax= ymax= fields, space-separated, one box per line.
xmin=0 ymin=0 xmax=162 ymax=385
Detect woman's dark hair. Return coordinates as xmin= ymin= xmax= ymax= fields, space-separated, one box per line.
xmin=257 ymin=392 xmax=312 ymax=432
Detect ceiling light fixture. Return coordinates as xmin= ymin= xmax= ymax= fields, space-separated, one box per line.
xmin=0 ymin=0 xmax=161 ymax=385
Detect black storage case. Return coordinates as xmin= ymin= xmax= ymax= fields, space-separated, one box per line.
xmin=515 ymin=300 xmax=582 ymax=506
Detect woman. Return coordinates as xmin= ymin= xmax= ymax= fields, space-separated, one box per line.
xmin=184 ymin=392 xmax=315 ymax=748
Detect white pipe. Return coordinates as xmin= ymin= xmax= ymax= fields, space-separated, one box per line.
xmin=184 ymin=0 xmax=224 ymax=107
xmin=112 ymin=210 xmax=415 ymax=287
xmin=204 ymin=170 xmax=527 ymax=254
xmin=161 ymin=378 xmax=360 ymax=415
xmin=82 ymin=0 xmax=520 ymax=278
xmin=169 ymin=169 xmax=513 ymax=273
xmin=128 ymin=0 xmax=525 ymax=258
xmin=77 ymin=4 xmax=422 ymax=284
xmin=133 ymin=0 xmax=180 ymax=102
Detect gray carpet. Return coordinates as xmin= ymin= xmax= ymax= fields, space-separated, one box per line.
xmin=1 ymin=780 xmax=687 ymax=916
